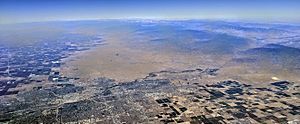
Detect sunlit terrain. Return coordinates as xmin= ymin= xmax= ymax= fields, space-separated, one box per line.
xmin=0 ymin=20 xmax=299 ymax=123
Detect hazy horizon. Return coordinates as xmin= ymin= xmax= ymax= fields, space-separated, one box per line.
xmin=1 ymin=0 xmax=300 ymax=24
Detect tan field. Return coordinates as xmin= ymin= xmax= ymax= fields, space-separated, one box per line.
xmin=61 ymin=27 xmax=300 ymax=84
xmin=62 ymin=29 xmax=224 ymax=82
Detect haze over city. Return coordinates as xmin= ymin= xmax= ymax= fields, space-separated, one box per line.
xmin=0 ymin=0 xmax=300 ymax=124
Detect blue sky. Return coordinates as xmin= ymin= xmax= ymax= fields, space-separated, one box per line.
xmin=0 ymin=0 xmax=299 ymax=24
